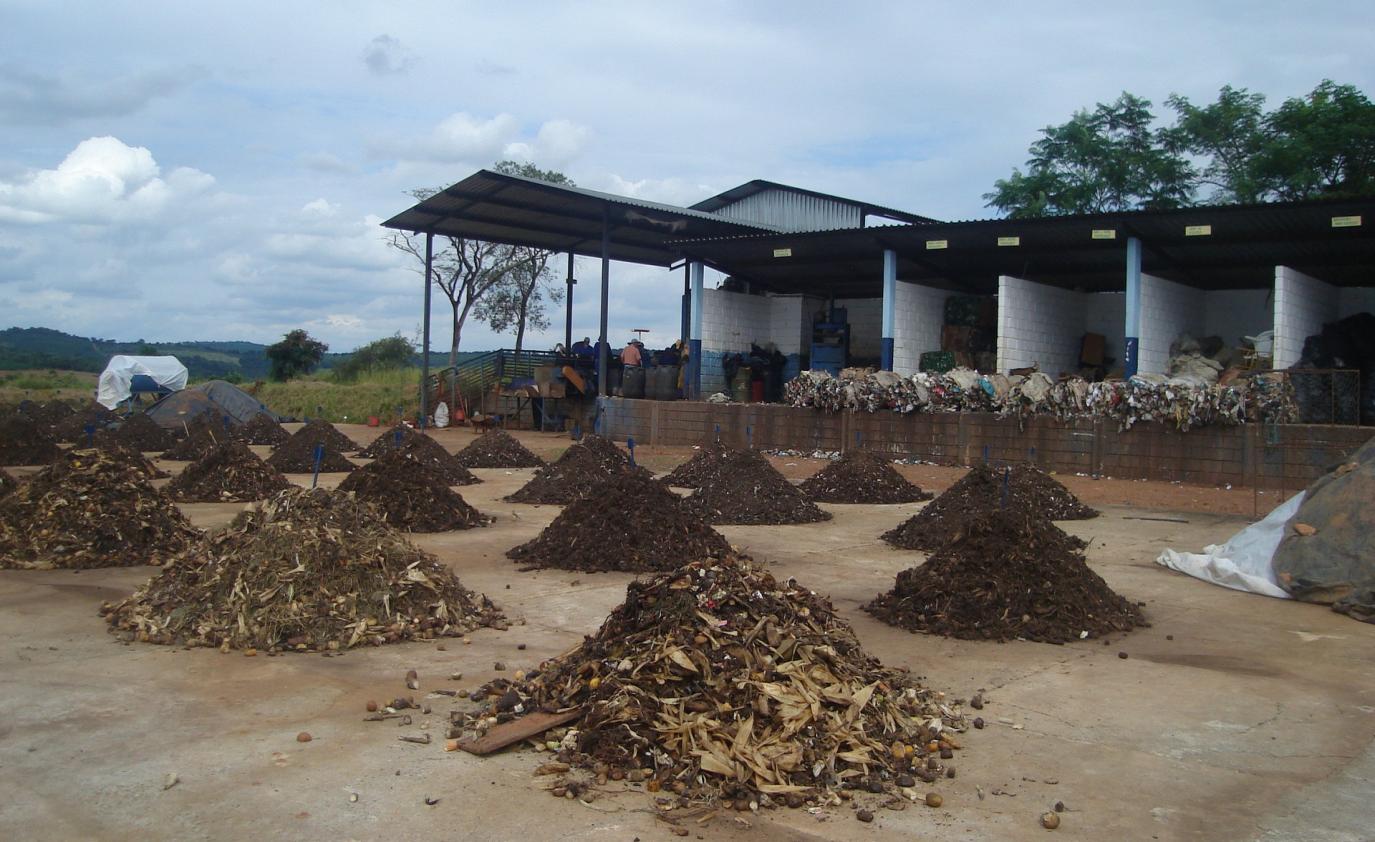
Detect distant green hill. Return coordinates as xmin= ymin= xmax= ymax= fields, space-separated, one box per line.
xmin=0 ymin=327 xmax=486 ymax=381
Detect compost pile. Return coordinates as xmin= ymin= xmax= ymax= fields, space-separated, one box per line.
xmin=462 ymin=554 xmax=967 ymax=802
xmin=0 ymin=448 xmax=199 ymax=569
xmin=357 ymin=423 xmax=423 ymax=458
xmin=98 ymin=412 xmax=176 ymax=452
xmin=505 ymin=436 xmax=650 ymax=504
xmin=453 ymin=429 xmax=546 ymax=469
xmin=683 ymin=449 xmax=831 ymax=525
xmin=799 ymin=449 xmax=933 ymax=504
xmin=0 ymin=470 xmax=17 ymax=499
xmin=233 ymin=413 xmax=290 ymax=447
xmin=867 ymin=509 xmax=1144 ymax=643
xmin=101 ymin=487 xmax=504 ymax=650
xmin=19 ymin=400 xmax=75 ymax=428
xmin=660 ymin=440 xmax=732 ymax=488
xmin=882 ymin=463 xmax=1096 ymax=552
xmin=93 ymin=437 xmax=169 ymax=479
xmin=51 ymin=402 xmax=119 ymax=443
xmin=507 ymin=472 xmax=731 ymax=572
xmin=338 ymin=450 xmax=490 ymax=531
xmin=166 ymin=441 xmax=292 ymax=503
xmin=268 ymin=421 xmax=357 ymax=473
xmin=160 ymin=416 xmax=227 ymax=461
xmin=0 ymin=413 xmax=63 ymax=466
xmin=382 ymin=435 xmax=480 ymax=486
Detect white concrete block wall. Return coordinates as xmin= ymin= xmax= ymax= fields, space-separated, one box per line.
xmin=836 ymin=297 xmax=882 ymax=360
xmin=766 ymin=295 xmax=806 ymax=355
xmin=996 ymin=275 xmax=1088 ymax=376
xmin=1083 ymin=292 xmax=1125 ymax=365
xmin=1138 ymin=273 xmax=1204 ymax=375
xmin=891 ymin=280 xmax=947 ymax=375
xmin=1274 ymin=266 xmax=1339 ymax=368
xmin=1203 ymin=289 xmax=1273 ymax=349
xmin=700 ymin=288 xmax=772 ymax=353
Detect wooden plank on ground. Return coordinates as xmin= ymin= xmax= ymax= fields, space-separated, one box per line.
xmin=456 ymin=708 xmax=583 ymax=756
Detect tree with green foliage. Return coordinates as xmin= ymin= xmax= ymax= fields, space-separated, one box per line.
xmin=332 ymin=333 xmax=417 ymax=382
xmin=1258 ymin=80 xmax=1375 ymax=200
xmin=1165 ymin=85 xmax=1271 ymax=203
xmin=265 ymin=329 xmax=328 ymax=381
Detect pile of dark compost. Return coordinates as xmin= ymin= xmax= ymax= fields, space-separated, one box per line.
xmin=382 ymin=435 xmax=480 ymax=486
xmin=453 ymin=429 xmax=546 ymax=469
xmin=166 ymin=441 xmax=292 ymax=503
xmin=660 ymin=440 xmax=732 ymax=488
xmin=160 ymin=416 xmax=231 ymax=462
xmin=268 ymin=422 xmax=357 ymax=473
xmin=98 ymin=413 xmax=176 ymax=452
xmin=233 ymin=413 xmax=291 ymax=447
xmin=799 ymin=450 xmax=933 ymax=504
xmin=0 ymin=413 xmax=63 ymax=466
xmin=338 ymin=450 xmax=490 ymax=531
xmin=51 ymin=402 xmax=118 ymax=444
xmin=682 ymin=449 xmax=831 ymax=525
xmin=0 ymin=469 xmax=18 ymax=499
xmin=505 ymin=436 xmax=650 ymax=505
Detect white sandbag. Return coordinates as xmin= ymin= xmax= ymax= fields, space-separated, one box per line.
xmin=1155 ymin=492 xmax=1304 ymax=599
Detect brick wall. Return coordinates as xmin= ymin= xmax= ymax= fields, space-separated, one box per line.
xmin=1138 ymin=273 xmax=1204 ymax=375
xmin=1273 ymin=266 xmax=1339 ymax=368
xmin=598 ymin=398 xmax=1375 ymax=490
xmin=892 ymin=280 xmax=947 ymax=375
xmin=996 ymin=275 xmax=1087 ymax=376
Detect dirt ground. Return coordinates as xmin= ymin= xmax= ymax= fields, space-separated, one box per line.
xmin=1 ymin=425 xmax=1371 ymax=841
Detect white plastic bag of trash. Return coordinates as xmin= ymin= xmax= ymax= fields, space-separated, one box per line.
xmin=433 ymin=401 xmax=450 ymax=428
xmin=1156 ymin=492 xmax=1303 ymax=599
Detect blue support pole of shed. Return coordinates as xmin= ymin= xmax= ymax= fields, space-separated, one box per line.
xmin=880 ymin=248 xmax=896 ymax=371
xmin=598 ymin=204 xmax=611 ymax=397
xmin=420 ymin=231 xmax=433 ymax=427
xmin=1124 ymin=236 xmax=1142 ymax=379
xmin=689 ymin=261 xmax=704 ymax=399
xmin=564 ymin=251 xmax=575 ymax=351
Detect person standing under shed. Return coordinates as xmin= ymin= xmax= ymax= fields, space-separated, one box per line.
xmin=621 ymin=339 xmax=643 ymax=367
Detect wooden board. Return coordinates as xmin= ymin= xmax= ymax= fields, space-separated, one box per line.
xmin=562 ymin=366 xmax=587 ymax=395
xmin=456 ymin=709 xmax=582 ymax=756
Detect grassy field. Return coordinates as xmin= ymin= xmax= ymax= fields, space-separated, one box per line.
xmin=0 ymin=369 xmax=98 ymax=404
xmin=252 ymin=366 xmax=422 ymax=423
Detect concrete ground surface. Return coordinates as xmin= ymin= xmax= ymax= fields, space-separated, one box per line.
xmin=0 ymin=426 xmax=1371 ymax=841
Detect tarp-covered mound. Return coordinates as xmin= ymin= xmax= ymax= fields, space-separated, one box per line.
xmin=660 ymin=440 xmax=732 ymax=488
xmin=461 ymin=554 xmax=967 ymax=801
xmin=147 ymin=380 xmax=282 ymax=429
xmin=683 ymin=448 xmax=831 ymax=525
xmin=453 ymin=429 xmax=545 ymax=469
xmin=96 ymin=412 xmax=176 ymax=452
xmin=1272 ymin=438 xmax=1375 ymax=622
xmin=97 ymin=355 xmax=189 ymax=409
xmin=268 ymin=420 xmax=357 ymax=473
xmin=0 ymin=413 xmax=62 ymax=466
xmin=338 ymin=450 xmax=490 ymax=531
xmin=160 ymin=415 xmax=230 ymax=461
xmin=867 ymin=509 xmax=1145 ymax=643
xmin=799 ymin=449 xmax=933 ymax=504
xmin=507 ymin=472 xmax=731 ymax=572
xmin=233 ymin=413 xmax=290 ymax=447
xmin=505 ymin=435 xmax=650 ymax=504
xmin=101 ymin=487 xmax=504 ymax=650
xmin=167 ymin=441 xmax=292 ymax=503
xmin=0 ymin=449 xmax=199 ymax=569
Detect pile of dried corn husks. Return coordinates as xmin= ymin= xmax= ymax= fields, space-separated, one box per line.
xmin=784 ymin=368 xmax=1297 ymax=431
xmin=462 ymin=554 xmax=966 ymax=803
xmin=0 ymin=449 xmax=199 ymax=569
xmin=101 ymin=487 xmax=503 ymax=650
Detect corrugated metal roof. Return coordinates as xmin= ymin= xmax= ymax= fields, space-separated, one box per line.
xmin=689 ymin=179 xmax=938 ymax=226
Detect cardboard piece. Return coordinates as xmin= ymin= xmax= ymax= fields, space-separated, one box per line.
xmin=455 ymin=708 xmax=582 ymax=756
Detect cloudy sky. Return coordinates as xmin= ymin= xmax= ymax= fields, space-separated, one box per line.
xmin=2 ymin=1 xmax=1372 ymax=354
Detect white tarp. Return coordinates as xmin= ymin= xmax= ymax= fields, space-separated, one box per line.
xmin=1155 ymin=492 xmax=1305 ymax=599
xmin=96 ymin=355 xmax=189 ymax=409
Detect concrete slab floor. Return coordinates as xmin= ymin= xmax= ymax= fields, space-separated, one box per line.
xmin=0 ymin=429 xmax=1371 ymax=841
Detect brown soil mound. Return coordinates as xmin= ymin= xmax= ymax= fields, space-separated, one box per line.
xmin=460 ymin=555 xmax=967 ymax=802
xmin=683 ymin=449 xmax=831 ymax=525
xmin=96 ymin=412 xmax=176 ymax=452
xmin=293 ymin=419 xmax=359 ymax=452
xmin=505 ymin=435 xmax=650 ymax=504
xmin=799 ymin=450 xmax=933 ymax=504
xmin=19 ymin=400 xmax=75 ymax=428
xmin=338 ymin=451 xmax=490 ymax=531
xmin=507 ymin=472 xmax=730 ymax=572
xmin=0 ymin=414 xmax=63 ymax=466
xmin=167 ymin=441 xmax=292 ymax=503
xmin=882 ymin=463 xmax=1097 ymax=552
xmin=0 ymin=470 xmax=17 ymax=499
xmin=0 ymin=449 xmax=199 ymax=569
xmin=660 ymin=439 xmax=732 ymax=488
xmin=160 ymin=416 xmax=230 ymax=461
xmin=101 ymin=487 xmax=504 ymax=650
xmin=867 ymin=509 xmax=1144 ymax=644
xmin=50 ymin=402 xmax=118 ymax=443
xmin=453 ymin=429 xmax=546 ymax=469
xmin=233 ymin=413 xmax=290 ymax=447
xmin=268 ymin=425 xmax=357 ymax=473
xmin=93 ymin=438 xmax=169 ymax=478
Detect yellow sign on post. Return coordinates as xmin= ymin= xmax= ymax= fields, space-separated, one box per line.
xmin=1184 ymin=224 xmax=1212 ymax=237
xmin=1332 ymin=215 xmax=1362 ymax=228
xmin=1091 ymin=229 xmax=1117 ymax=240
xmin=997 ymin=236 xmax=1020 ymax=247
xmin=772 ymin=248 xmax=792 ymax=258
xmin=925 ymin=239 xmax=948 ymax=250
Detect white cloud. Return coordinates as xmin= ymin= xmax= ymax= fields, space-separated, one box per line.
xmin=503 ymin=119 xmax=592 ymax=167
xmin=0 ymin=64 xmax=202 ymax=125
xmin=301 ymin=198 xmax=339 ymax=216
xmin=362 ymin=35 xmax=417 ymax=76
xmin=376 ymin=113 xmax=592 ymax=171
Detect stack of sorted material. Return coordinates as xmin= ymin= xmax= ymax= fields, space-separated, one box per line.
xmin=167 ymin=441 xmax=292 ymax=503
xmin=233 ymin=413 xmax=291 ymax=447
xmin=160 ymin=416 xmax=228 ymax=461
xmin=51 ymin=402 xmax=119 ymax=443
xmin=98 ymin=413 xmax=176 ymax=452
xmin=784 ymin=368 xmax=1298 ymax=432
xmin=507 ymin=472 xmax=730 ymax=572
xmin=683 ymin=449 xmax=831 ymax=525
xmin=799 ymin=449 xmax=933 ymax=504
xmin=101 ymin=487 xmax=503 ymax=650
xmin=0 ymin=414 xmax=63 ymax=466
xmin=660 ymin=440 xmax=731 ymax=488
xmin=453 ymin=429 xmax=546 ymax=469
xmin=0 ymin=449 xmax=199 ymax=569
xmin=461 ymin=555 xmax=967 ymax=802
xmin=0 ymin=470 xmax=18 ymax=499
xmin=867 ymin=509 xmax=1144 ymax=643
xmin=338 ymin=450 xmax=490 ymax=531
xmin=268 ymin=421 xmax=357 ymax=473
xmin=883 ymin=463 xmax=1096 ymax=552
xmin=505 ymin=436 xmax=650 ymax=504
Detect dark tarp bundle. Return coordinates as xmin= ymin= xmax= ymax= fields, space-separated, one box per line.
xmin=147 ymin=380 xmax=283 ymax=429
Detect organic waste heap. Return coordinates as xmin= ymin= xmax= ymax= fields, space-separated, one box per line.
xmin=683 ymin=449 xmax=831 ymax=525
xmin=0 ymin=414 xmax=63 ymax=466
xmin=660 ymin=440 xmax=732 ymax=488
xmin=97 ymin=413 xmax=176 ymax=452
xmin=867 ymin=508 xmax=1144 ymax=643
xmin=0 ymin=470 xmax=17 ymax=499
xmin=453 ymin=429 xmax=546 ymax=469
xmin=338 ymin=450 xmax=490 ymax=531
xmin=462 ymin=555 xmax=968 ymax=803
xmin=93 ymin=437 xmax=169 ymax=478
xmin=505 ymin=435 xmax=650 ymax=504
xmin=233 ymin=413 xmax=290 ymax=447
xmin=268 ymin=420 xmax=357 ymax=473
xmin=0 ymin=449 xmax=199 ymax=569
xmin=51 ymin=402 xmax=118 ymax=444
xmin=101 ymin=487 xmax=504 ymax=650
xmin=357 ymin=423 xmax=423 ymax=458
xmin=160 ymin=415 xmax=230 ymax=461
xmin=799 ymin=450 xmax=933 ymax=504
xmin=507 ymin=472 xmax=730 ymax=572
xmin=18 ymin=399 xmax=74 ymax=429
xmin=882 ymin=463 xmax=1096 ymax=552
xmin=167 ymin=441 xmax=292 ymax=503
xmin=382 ymin=435 xmax=480 ymax=486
